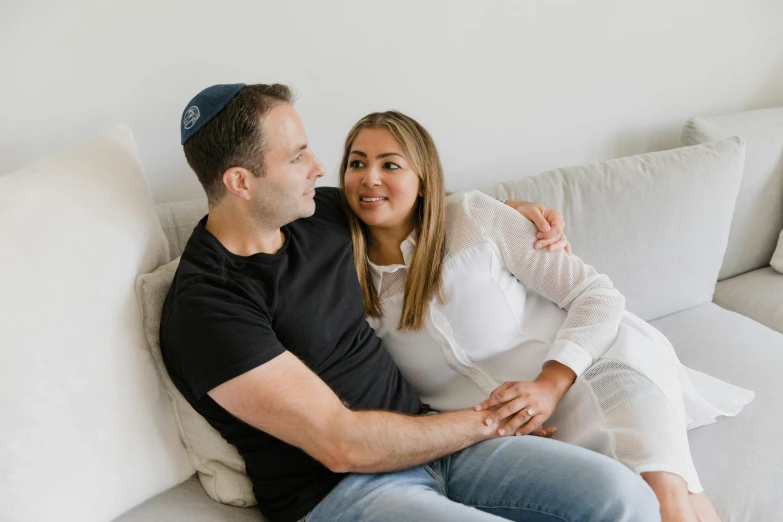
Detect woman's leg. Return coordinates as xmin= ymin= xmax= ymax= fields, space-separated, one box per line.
xmin=572 ymin=357 xmax=709 ymax=516
xmin=689 ymin=492 xmax=722 ymax=522
xmin=642 ymin=471 xmax=700 ymax=522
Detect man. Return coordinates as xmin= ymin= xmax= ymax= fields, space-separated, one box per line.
xmin=161 ymin=83 xmax=660 ymax=522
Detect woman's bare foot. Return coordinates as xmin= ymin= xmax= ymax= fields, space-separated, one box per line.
xmin=641 ymin=471 xmax=698 ymax=522
xmin=689 ymin=492 xmax=722 ymax=522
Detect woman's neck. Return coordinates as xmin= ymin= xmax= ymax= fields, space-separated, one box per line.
xmin=367 ymin=222 xmax=416 ymax=266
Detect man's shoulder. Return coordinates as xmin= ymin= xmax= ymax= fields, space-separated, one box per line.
xmin=162 ymin=240 xmax=247 ymax=327
xmin=315 ymin=185 xmax=341 ymax=201
xmin=315 ymin=186 xmax=345 ymax=216
xmin=162 ymin=267 xmax=229 ymax=331
xmin=168 ymin=236 xmax=227 ymax=298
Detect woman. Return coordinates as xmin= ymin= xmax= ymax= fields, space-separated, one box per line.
xmin=338 ymin=111 xmax=754 ymax=522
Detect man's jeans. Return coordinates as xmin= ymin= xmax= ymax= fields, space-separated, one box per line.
xmin=303 ymin=436 xmax=661 ymax=521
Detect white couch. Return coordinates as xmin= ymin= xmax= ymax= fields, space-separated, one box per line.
xmin=2 ymin=108 xmax=781 ymax=522
xmin=681 ymin=108 xmax=783 ymax=336
xmin=119 ymin=108 xmax=783 ymax=522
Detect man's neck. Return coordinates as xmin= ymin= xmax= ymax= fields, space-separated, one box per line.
xmin=205 ymin=204 xmax=285 ymax=256
xmin=367 ymin=223 xmax=416 ymax=266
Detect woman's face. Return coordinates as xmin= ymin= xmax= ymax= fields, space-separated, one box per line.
xmin=344 ymin=127 xmax=422 ymax=231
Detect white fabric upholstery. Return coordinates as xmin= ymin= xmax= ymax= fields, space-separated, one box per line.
xmin=485 ymin=138 xmax=745 ymax=321
xmin=714 ymin=267 xmax=783 ymax=334
xmin=772 ymin=229 xmax=783 ymax=273
xmin=156 ymin=198 xmax=208 ymax=262
xmin=680 ymin=106 xmax=783 ymax=280
xmin=650 ymin=303 xmax=783 ymax=522
xmin=0 ymin=126 xmax=194 ymax=522
xmin=114 ymin=475 xmax=264 ymax=522
xmin=136 ymin=259 xmax=257 ymax=507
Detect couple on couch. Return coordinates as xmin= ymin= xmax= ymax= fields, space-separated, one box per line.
xmin=161 ymin=83 xmax=753 ymax=522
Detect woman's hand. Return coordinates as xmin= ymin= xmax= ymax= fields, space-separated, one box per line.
xmin=476 ymin=380 xmax=562 ymax=436
xmin=475 ymin=361 xmax=577 ymax=436
xmin=504 ymin=200 xmax=572 ymax=254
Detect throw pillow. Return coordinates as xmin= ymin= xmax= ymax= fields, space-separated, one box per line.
xmin=136 ymin=258 xmax=257 ymax=507
xmin=0 ymin=125 xmax=195 ymax=522
xmin=485 ymin=137 xmax=745 ymax=321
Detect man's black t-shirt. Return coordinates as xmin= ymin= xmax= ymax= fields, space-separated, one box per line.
xmin=160 ymin=187 xmax=422 ymax=522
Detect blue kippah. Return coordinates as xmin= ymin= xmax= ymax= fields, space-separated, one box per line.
xmin=180 ymin=83 xmax=245 ymax=145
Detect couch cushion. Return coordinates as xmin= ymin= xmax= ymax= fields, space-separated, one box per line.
xmin=156 ymin=198 xmax=208 ymax=261
xmin=649 ymin=303 xmax=783 ymax=522
xmin=486 ymin=138 xmax=745 ymax=321
xmin=136 ymin=258 xmax=256 ymax=507
xmin=114 ymin=475 xmax=264 ymax=522
xmin=713 ymin=267 xmax=783 ymax=334
xmin=0 ymin=126 xmax=195 ymax=522
xmin=680 ymin=107 xmax=783 ymax=280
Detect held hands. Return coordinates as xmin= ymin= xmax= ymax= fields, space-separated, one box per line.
xmin=474 ymin=362 xmax=577 ymax=437
xmin=504 ymin=200 xmax=572 ymax=255
xmin=475 ymin=380 xmax=562 ymax=437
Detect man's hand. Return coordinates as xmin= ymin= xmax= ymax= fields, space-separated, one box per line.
xmin=475 ymin=361 xmax=576 ymax=437
xmin=504 ymin=200 xmax=572 ymax=255
xmin=527 ymin=426 xmax=559 ymax=438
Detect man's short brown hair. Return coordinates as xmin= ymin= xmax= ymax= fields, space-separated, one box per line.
xmin=183 ymin=84 xmax=293 ymax=205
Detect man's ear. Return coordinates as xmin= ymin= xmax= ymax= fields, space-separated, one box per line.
xmin=222 ymin=167 xmax=255 ymax=201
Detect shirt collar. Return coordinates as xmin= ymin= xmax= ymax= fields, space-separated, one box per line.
xmin=367 ymin=229 xmax=419 ymax=290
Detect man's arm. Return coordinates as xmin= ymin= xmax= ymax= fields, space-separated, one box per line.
xmin=209 ymin=351 xmax=497 ymax=474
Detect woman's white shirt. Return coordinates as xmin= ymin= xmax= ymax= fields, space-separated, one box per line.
xmin=365 ymin=190 xmax=754 ymax=494
xmin=367 ymin=190 xmax=625 ymax=411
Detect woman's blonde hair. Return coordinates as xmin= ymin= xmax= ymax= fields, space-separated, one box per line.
xmin=339 ymin=111 xmax=446 ymax=330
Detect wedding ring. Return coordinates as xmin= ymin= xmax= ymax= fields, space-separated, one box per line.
xmin=525 ymin=408 xmax=535 ymax=417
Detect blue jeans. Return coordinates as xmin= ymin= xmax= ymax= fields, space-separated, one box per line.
xmin=303 ymin=436 xmax=660 ymax=521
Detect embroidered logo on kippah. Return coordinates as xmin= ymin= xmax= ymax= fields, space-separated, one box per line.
xmin=183 ymin=106 xmax=200 ymax=130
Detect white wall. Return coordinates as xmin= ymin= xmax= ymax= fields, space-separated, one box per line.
xmin=2 ymin=0 xmax=782 ymax=203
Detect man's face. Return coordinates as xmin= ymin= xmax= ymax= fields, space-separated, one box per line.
xmin=250 ymin=103 xmax=325 ymax=226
